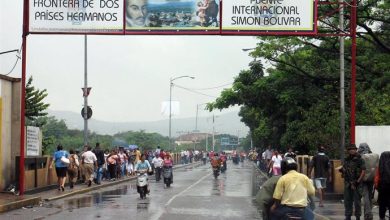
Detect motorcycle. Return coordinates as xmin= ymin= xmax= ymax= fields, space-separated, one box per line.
xmin=221 ymin=163 xmax=226 ymax=173
xmin=163 ymin=166 xmax=173 ymax=188
xmin=136 ymin=170 xmax=149 ymax=199
xmin=232 ymin=155 xmax=239 ymax=165
xmin=213 ymin=166 xmax=220 ymax=179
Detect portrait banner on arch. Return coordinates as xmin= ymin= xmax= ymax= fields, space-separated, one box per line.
xmin=29 ymin=0 xmax=124 ymax=34
xmin=221 ymin=0 xmax=317 ymax=35
xmin=125 ymin=0 xmax=220 ymax=34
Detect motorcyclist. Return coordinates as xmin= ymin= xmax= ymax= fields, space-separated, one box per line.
xmin=135 ymin=154 xmax=152 ymax=194
xmin=270 ymin=157 xmax=315 ymax=220
xmin=211 ymin=153 xmax=222 ymax=170
xmin=162 ymin=154 xmax=173 ymax=184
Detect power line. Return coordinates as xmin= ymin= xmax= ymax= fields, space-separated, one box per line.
xmin=174 ymin=84 xmax=218 ymax=98
xmin=184 ymin=82 xmax=233 ymax=91
xmin=4 ymin=45 xmax=22 ymax=76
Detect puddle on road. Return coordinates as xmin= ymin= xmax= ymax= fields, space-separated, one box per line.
xmin=136 ymin=200 xmax=150 ymax=212
xmin=43 ymin=185 xmax=135 ymax=212
xmin=211 ymin=178 xmax=225 ymax=196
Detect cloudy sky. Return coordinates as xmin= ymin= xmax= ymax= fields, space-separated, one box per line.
xmin=0 ymin=0 xmax=259 ymax=123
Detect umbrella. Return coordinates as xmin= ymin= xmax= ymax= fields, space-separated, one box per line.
xmin=128 ymin=145 xmax=138 ymax=150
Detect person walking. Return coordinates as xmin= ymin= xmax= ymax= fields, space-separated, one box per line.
xmin=118 ymin=148 xmax=127 ymax=178
xmin=374 ymin=151 xmax=390 ymax=220
xmin=81 ymin=146 xmax=98 ymax=187
xmin=67 ymin=149 xmax=80 ymax=189
xmin=269 ymin=150 xmax=283 ymax=176
xmin=107 ymin=149 xmax=119 ymax=181
xmin=93 ymin=143 xmax=105 ymax=185
xmin=358 ymin=143 xmax=379 ymax=220
xmin=152 ymin=154 xmax=163 ymax=181
xmin=341 ymin=144 xmax=366 ymax=220
xmin=49 ymin=145 xmax=69 ymax=192
xmin=284 ymin=147 xmax=297 ymax=160
xmin=309 ymin=146 xmax=331 ymax=207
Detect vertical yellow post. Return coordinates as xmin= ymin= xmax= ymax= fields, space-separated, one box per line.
xmin=0 ymin=97 xmax=3 ymax=186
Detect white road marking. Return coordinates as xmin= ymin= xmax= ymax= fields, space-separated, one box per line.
xmin=150 ymin=171 xmax=212 ymax=220
xmin=165 ymin=172 xmax=212 ymax=207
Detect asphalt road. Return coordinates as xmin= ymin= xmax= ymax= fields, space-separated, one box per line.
xmin=1 ymin=161 xmax=261 ymax=220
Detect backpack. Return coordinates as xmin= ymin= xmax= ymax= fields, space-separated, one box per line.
xmin=68 ymin=155 xmax=79 ymax=171
xmin=362 ymin=153 xmax=379 ymax=182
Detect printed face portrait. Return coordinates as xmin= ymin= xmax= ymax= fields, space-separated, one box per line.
xmin=126 ymin=0 xmax=148 ymax=27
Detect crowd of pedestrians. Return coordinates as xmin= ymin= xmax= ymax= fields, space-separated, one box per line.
xmin=50 ymin=143 xmax=176 ymax=191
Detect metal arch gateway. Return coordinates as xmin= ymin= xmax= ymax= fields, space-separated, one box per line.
xmin=18 ymin=0 xmax=358 ymax=194
xmin=28 ymin=0 xmax=317 ymax=35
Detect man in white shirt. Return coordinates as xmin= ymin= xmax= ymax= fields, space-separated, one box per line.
xmin=82 ymin=146 xmax=97 ymax=187
xmin=152 ymin=154 xmax=164 ymax=181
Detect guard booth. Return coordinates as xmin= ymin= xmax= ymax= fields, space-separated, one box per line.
xmin=296 ymin=155 xmax=344 ymax=196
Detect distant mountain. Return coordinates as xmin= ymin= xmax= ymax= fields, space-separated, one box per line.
xmin=47 ymin=110 xmax=249 ymax=137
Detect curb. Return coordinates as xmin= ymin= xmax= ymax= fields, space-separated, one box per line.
xmin=0 ymin=196 xmax=41 ymax=213
xmin=45 ymin=162 xmax=201 ymax=202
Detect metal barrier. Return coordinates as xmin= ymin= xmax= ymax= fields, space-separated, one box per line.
xmin=251 ymin=162 xmax=268 ymax=196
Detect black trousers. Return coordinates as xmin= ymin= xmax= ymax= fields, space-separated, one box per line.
xmin=108 ymin=164 xmax=116 ymax=179
xmin=378 ymin=187 xmax=390 ymax=219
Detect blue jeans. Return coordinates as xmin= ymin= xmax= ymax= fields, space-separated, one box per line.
xmin=95 ymin=166 xmax=103 ymax=184
xmin=270 ymin=205 xmax=305 ymax=220
xmin=120 ymin=164 xmax=126 ymax=177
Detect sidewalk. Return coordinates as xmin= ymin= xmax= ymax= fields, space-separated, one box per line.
xmin=0 ymin=162 xmax=200 ymax=213
xmin=314 ymin=199 xmax=381 ymax=220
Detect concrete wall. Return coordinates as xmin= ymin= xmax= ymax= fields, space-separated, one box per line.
xmin=0 ymin=75 xmax=21 ymax=190
xmin=356 ymin=126 xmax=390 ymax=155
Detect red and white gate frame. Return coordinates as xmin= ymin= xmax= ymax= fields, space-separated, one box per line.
xmin=18 ymin=0 xmax=358 ymax=194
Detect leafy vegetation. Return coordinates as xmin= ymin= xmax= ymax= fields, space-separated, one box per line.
xmin=25 ymin=76 xmax=50 ymax=126
xmin=208 ymin=0 xmax=390 ymax=157
xmin=40 ymin=116 xmax=171 ymax=155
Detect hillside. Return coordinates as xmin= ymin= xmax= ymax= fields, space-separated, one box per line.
xmin=48 ymin=110 xmax=249 ymax=137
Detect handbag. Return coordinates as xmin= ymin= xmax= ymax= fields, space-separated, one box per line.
xmin=61 ymin=156 xmax=70 ymax=165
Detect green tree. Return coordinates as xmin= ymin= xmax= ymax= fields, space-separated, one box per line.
xmin=208 ymin=0 xmax=390 ymax=156
xmin=25 ymin=76 xmax=50 ymax=125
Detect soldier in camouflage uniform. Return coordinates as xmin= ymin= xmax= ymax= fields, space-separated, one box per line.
xmin=341 ymin=144 xmax=366 ymax=220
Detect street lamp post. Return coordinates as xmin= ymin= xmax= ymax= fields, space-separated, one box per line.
xmin=169 ymin=75 xmax=195 ymax=152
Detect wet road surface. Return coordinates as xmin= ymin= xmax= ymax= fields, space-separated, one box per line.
xmin=1 ymin=161 xmax=261 ymax=220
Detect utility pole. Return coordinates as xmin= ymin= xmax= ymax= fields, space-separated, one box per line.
xmin=83 ymin=35 xmax=88 ymax=145
xmin=169 ymin=76 xmax=195 ymax=152
xmin=212 ymin=114 xmax=215 ymax=151
xmin=206 ymin=133 xmax=208 ymax=151
xmin=339 ymin=0 xmax=345 ymax=161
xmin=195 ymin=104 xmax=199 ymax=131
xmin=169 ymin=78 xmax=173 ymax=151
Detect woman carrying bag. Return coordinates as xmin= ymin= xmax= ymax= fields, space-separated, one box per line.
xmin=49 ymin=145 xmax=69 ymax=191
